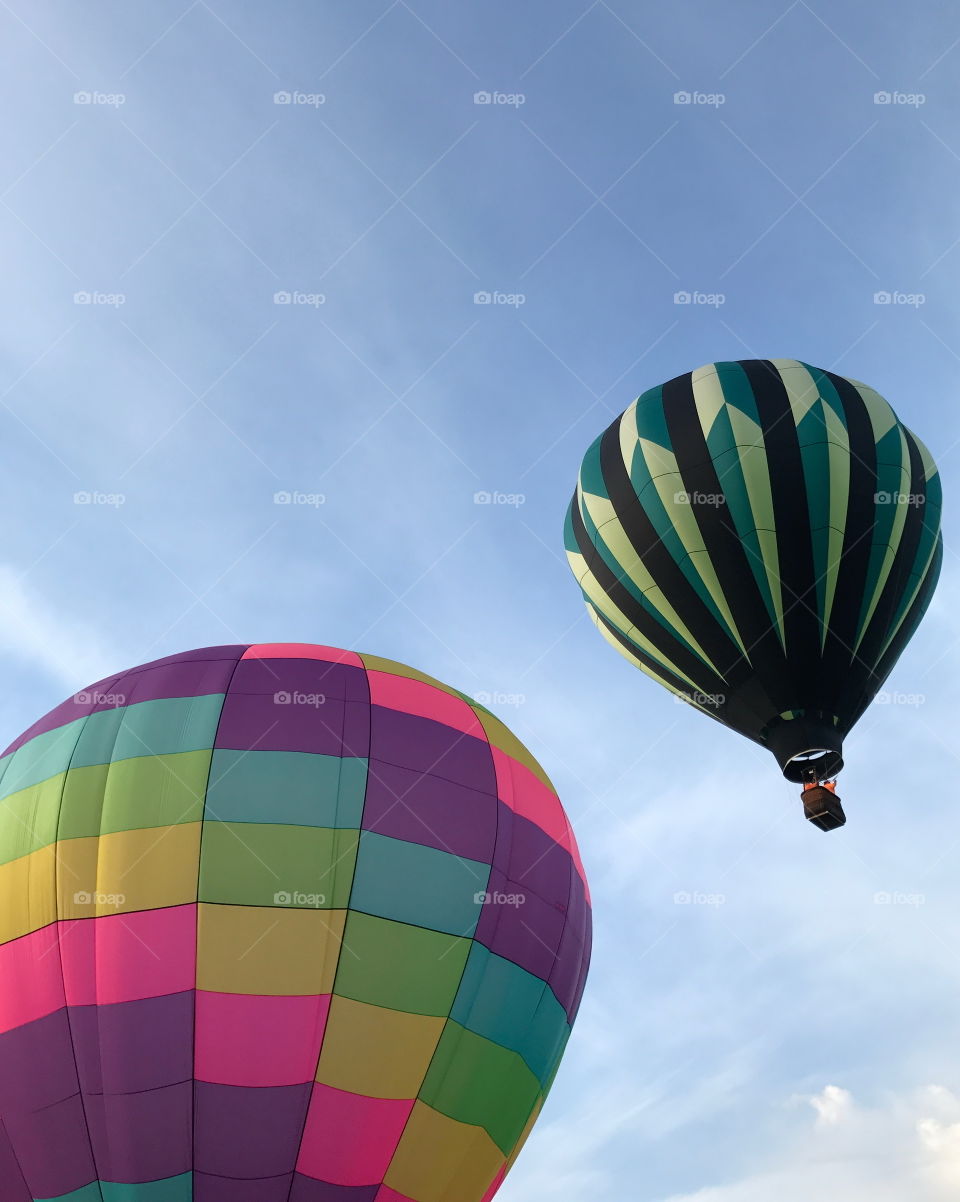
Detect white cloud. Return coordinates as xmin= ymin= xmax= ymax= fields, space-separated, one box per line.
xmin=0 ymin=563 xmax=121 ymax=690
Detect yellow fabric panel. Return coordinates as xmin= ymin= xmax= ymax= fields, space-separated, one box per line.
xmin=690 ymin=362 xmax=728 ymax=436
xmin=772 ymin=359 xmax=820 ymax=424
xmin=0 ymin=771 xmax=66 ymax=862
xmin=822 ymin=399 xmax=851 ymax=645
xmin=0 ymin=843 xmax=59 ymax=944
xmin=196 ymin=903 xmax=346 ymax=995
xmin=725 ymin=403 xmax=785 ymax=647
xmin=849 ymin=379 xmax=898 ymax=442
xmin=384 ymin=1101 xmax=505 ymax=1202
xmin=57 ymin=823 xmax=202 ymax=919
xmin=588 ymin=610 xmax=717 ymax=713
xmin=358 ymin=654 xmax=463 ymax=703
xmin=856 ymin=427 xmax=912 ymax=650
xmin=471 ymin=709 xmax=553 ymax=790
xmin=506 ymin=1096 xmax=543 ymax=1171
xmin=315 ymin=996 xmax=445 ymax=1098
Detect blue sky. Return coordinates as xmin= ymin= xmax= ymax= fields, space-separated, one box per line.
xmin=1 ymin=2 xmax=959 ymax=1197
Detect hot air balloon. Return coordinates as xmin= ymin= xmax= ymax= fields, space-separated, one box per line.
xmin=565 ymin=359 xmax=942 ymax=829
xmin=0 ymin=643 xmax=591 ymax=1201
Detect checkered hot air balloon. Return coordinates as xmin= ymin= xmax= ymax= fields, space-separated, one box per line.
xmin=0 ymin=644 xmax=591 ymax=1201
xmin=566 ymin=359 xmax=942 ymax=828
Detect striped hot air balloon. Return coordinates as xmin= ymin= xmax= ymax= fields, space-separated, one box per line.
xmin=0 ymin=644 xmax=591 ymax=1201
xmin=565 ymin=359 xmax=942 ymax=827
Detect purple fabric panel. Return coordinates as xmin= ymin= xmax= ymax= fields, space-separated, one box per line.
xmin=570 ymin=912 xmax=593 ymax=1020
xmin=229 ymin=659 xmax=369 ymax=703
xmin=71 ymin=992 xmax=195 ymax=1094
xmin=549 ymin=880 xmax=590 ymax=1022
xmin=369 ymin=707 xmax=495 ymax=790
xmin=0 ymin=1123 xmax=32 ymax=1202
xmin=2 ymin=671 xmax=125 ymax=756
xmin=0 ymin=1009 xmax=79 ymax=1112
xmin=361 ymin=759 xmax=497 ymax=863
xmin=474 ymin=866 xmax=565 ymax=986
xmin=194 ymin=1172 xmax=294 ymax=1201
xmin=84 ymin=1081 xmax=193 ymax=1182
xmin=216 ymin=695 xmax=369 ymax=757
xmin=2 ymin=1093 xmax=96 ymax=1198
xmin=2 ymin=645 xmax=248 ymax=756
xmin=194 ymin=1081 xmax=313 ymax=1178
xmin=492 ymin=804 xmax=575 ymax=911
xmin=216 ymin=661 xmax=370 ymax=756
xmin=289 ymin=1178 xmax=380 ymax=1202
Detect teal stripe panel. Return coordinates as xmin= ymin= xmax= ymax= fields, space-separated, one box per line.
xmin=350 ymin=831 xmax=489 ymax=936
xmin=451 ymin=942 xmax=571 ymax=1086
xmin=206 ymin=749 xmax=367 ymax=827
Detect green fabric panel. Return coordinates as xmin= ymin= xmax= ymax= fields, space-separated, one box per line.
xmin=105 ymin=695 xmax=224 ymax=764
xmin=563 ymin=502 xmax=580 ymax=556
xmin=803 ymin=365 xmax=849 ymax=430
xmin=882 ymin=472 xmax=943 ymax=643
xmin=633 ymin=472 xmax=740 ymax=641
xmin=100 ymin=751 xmax=209 ymax=833
xmin=206 ymin=749 xmax=367 ymax=827
xmin=881 ymin=537 xmax=943 ymax=660
xmin=575 ymin=434 xmax=607 ymax=499
xmin=631 ymin=385 xmax=671 ymax=447
xmin=713 ymin=361 xmax=762 ymax=422
xmin=798 ymin=411 xmax=833 ymax=628
xmin=0 ymin=751 xmax=210 ymax=860
xmin=101 ymin=1175 xmax=193 ymax=1201
xmin=706 ymin=435 xmax=780 ymax=641
xmin=855 ymin=427 xmax=908 ymax=643
xmin=0 ymin=771 xmax=65 ymax=865
xmin=350 ymin=831 xmax=488 ymax=937
xmin=40 ymin=1184 xmax=104 ymax=1202
xmin=334 ymin=911 xmax=470 ymax=1016
xmin=577 ymin=483 xmax=708 ymax=665
xmin=451 ymin=943 xmax=570 ymax=1086
xmin=420 ymin=1022 xmax=542 ymax=1155
xmin=57 ymin=764 xmax=110 ymax=840
xmin=198 ymin=823 xmax=357 ymax=908
xmin=0 ymin=719 xmax=85 ymax=799
xmin=59 ymin=695 xmax=224 ymax=772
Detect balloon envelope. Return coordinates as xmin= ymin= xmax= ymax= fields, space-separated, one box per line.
xmin=0 ymin=644 xmax=591 ymax=1201
xmin=566 ymin=359 xmax=942 ymax=783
